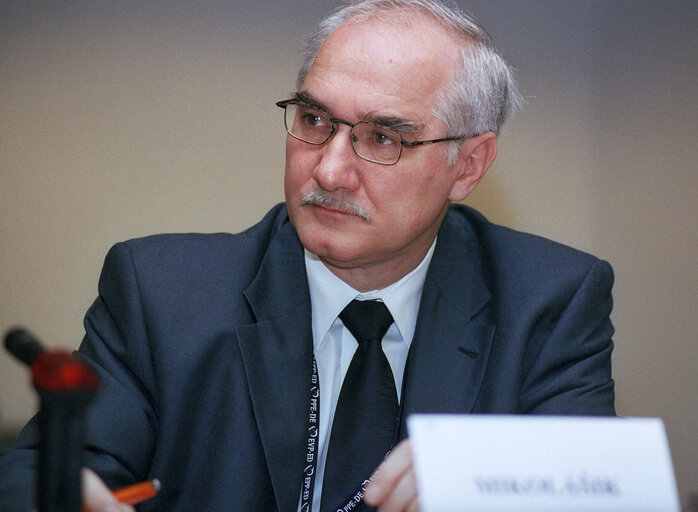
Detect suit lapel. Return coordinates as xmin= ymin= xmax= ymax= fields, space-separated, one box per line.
xmin=233 ymin=208 xmax=497 ymax=503
xmin=401 ymin=211 xmax=496 ymax=436
xmin=236 ymin=221 xmax=313 ymax=512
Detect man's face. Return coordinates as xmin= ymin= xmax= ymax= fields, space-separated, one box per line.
xmin=284 ymin=16 xmax=469 ymax=287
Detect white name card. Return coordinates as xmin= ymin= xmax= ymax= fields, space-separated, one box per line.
xmin=408 ymin=415 xmax=680 ymax=512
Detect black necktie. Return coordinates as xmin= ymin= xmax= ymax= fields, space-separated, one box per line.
xmin=321 ymin=299 xmax=398 ymax=512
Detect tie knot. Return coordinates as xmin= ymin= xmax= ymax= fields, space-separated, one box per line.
xmin=339 ymin=299 xmax=394 ymax=344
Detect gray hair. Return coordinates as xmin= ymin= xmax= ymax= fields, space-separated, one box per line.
xmin=296 ymin=0 xmax=521 ymax=163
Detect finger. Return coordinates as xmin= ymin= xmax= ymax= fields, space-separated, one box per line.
xmin=81 ymin=468 xmax=135 ymax=512
xmin=382 ymin=495 xmax=420 ymax=512
xmin=364 ymin=439 xmax=413 ymax=505
xmin=376 ymin=466 xmax=419 ymax=512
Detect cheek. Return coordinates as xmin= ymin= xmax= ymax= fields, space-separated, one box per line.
xmin=380 ymin=159 xmax=446 ymax=202
xmin=284 ymin=142 xmax=317 ymax=193
xmin=376 ymin=166 xmax=452 ymax=221
xmin=418 ymin=151 xmax=459 ymax=197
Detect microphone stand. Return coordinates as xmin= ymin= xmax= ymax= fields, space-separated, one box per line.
xmin=5 ymin=328 xmax=100 ymax=512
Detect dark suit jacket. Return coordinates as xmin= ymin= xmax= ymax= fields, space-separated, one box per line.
xmin=0 ymin=203 xmax=615 ymax=511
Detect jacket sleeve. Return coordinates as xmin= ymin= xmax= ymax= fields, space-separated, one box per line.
xmin=518 ymin=258 xmax=616 ymax=415
xmin=78 ymin=241 xmax=159 ymax=484
xmin=0 ymin=241 xmax=159 ymax=511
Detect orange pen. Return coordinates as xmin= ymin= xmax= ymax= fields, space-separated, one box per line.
xmin=113 ymin=479 xmax=161 ymax=506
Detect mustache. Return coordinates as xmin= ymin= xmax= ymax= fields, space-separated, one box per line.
xmin=301 ymin=189 xmax=371 ymax=223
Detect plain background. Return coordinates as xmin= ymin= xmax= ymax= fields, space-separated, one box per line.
xmin=1 ymin=0 xmax=695 ymax=507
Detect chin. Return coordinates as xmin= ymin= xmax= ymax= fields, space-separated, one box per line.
xmin=297 ymin=228 xmax=365 ymax=264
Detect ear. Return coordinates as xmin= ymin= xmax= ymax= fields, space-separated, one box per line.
xmin=448 ymin=132 xmax=497 ymax=202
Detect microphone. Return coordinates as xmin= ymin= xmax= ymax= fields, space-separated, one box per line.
xmin=5 ymin=328 xmax=45 ymax=365
xmin=3 ymin=327 xmax=100 ymax=512
xmin=4 ymin=327 xmax=99 ymax=393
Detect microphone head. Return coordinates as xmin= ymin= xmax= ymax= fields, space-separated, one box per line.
xmin=4 ymin=328 xmax=45 ymax=366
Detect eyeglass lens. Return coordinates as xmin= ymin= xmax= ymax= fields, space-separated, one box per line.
xmin=284 ymin=103 xmax=402 ymax=165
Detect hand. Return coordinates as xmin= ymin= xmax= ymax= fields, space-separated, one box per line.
xmin=363 ymin=439 xmax=420 ymax=512
xmin=81 ymin=468 xmax=135 ymax=512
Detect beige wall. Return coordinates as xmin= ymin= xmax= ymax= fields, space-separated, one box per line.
xmin=1 ymin=0 xmax=695 ymax=506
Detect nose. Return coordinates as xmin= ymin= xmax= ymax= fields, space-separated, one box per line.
xmin=312 ymin=124 xmax=361 ymax=192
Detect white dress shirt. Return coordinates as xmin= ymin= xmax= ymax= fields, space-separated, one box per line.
xmin=302 ymin=240 xmax=436 ymax=512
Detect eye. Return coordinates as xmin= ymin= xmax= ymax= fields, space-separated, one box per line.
xmin=302 ymin=113 xmax=324 ymax=127
xmin=372 ymin=129 xmax=399 ymax=146
xmin=298 ymin=106 xmax=328 ymax=129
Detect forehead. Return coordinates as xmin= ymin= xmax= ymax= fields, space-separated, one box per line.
xmin=302 ymin=14 xmax=461 ymax=123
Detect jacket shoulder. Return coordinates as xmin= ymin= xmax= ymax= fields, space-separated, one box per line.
xmin=110 ymin=202 xmax=287 ymax=261
xmin=100 ymin=203 xmax=292 ymax=298
xmin=444 ymin=204 xmax=614 ymax=299
xmin=448 ymin=204 xmax=610 ymax=267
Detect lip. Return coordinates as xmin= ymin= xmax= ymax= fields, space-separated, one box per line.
xmin=309 ymin=203 xmax=355 ymax=219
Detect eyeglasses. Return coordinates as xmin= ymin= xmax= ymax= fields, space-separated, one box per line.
xmin=276 ymin=99 xmax=468 ymax=166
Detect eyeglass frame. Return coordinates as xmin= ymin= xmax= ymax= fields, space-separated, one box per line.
xmin=276 ymin=98 xmax=472 ymax=166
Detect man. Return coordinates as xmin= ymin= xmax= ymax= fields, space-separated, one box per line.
xmin=0 ymin=1 xmax=615 ymax=511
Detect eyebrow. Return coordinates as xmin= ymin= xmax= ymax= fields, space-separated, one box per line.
xmin=363 ymin=114 xmax=423 ymax=135
xmin=292 ymin=91 xmax=424 ymax=135
xmin=292 ymin=91 xmax=328 ymax=111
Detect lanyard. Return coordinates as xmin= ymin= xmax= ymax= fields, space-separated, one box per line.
xmin=299 ymin=356 xmax=404 ymax=512
xmin=300 ymin=359 xmax=320 ymax=511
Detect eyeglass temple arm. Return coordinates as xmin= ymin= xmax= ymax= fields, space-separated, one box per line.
xmin=401 ymin=135 xmax=470 ymax=147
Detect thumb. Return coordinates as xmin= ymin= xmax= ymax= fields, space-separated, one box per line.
xmin=81 ymin=468 xmax=135 ymax=512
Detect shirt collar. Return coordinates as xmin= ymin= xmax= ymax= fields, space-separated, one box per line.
xmin=305 ymin=239 xmax=436 ymax=350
